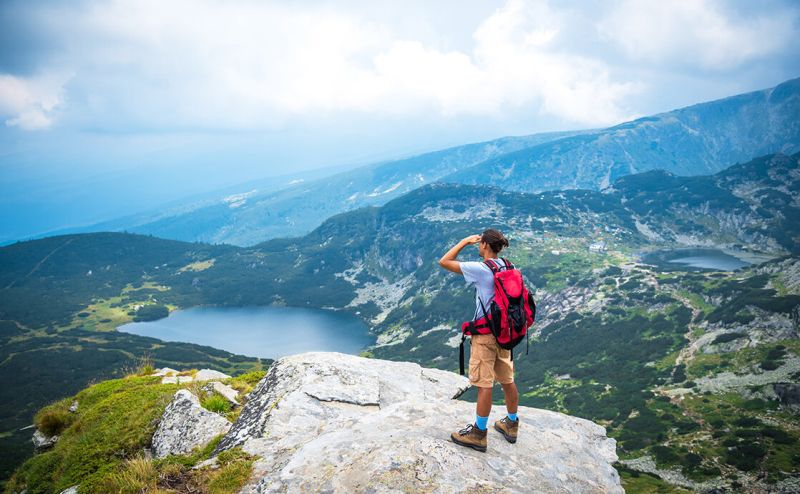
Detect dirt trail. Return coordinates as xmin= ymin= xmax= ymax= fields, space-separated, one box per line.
xmin=4 ymin=238 xmax=74 ymax=289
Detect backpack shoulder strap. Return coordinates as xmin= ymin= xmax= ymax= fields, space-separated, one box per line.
xmin=483 ymin=259 xmax=500 ymax=274
xmin=500 ymin=257 xmax=514 ymax=270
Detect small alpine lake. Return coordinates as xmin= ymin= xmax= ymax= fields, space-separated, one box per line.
xmin=638 ymin=247 xmax=773 ymax=272
xmin=117 ymin=305 xmax=374 ymax=359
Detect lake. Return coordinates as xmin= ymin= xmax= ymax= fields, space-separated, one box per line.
xmin=639 ymin=248 xmax=764 ymax=271
xmin=118 ymin=306 xmax=374 ymax=359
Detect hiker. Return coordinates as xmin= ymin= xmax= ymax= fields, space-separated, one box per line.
xmin=438 ymin=229 xmax=520 ymax=452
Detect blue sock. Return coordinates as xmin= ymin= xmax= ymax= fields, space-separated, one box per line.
xmin=507 ymin=412 xmax=518 ymax=421
xmin=475 ymin=414 xmax=489 ymax=430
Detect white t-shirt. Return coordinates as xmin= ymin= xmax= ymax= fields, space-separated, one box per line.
xmin=460 ymin=258 xmax=507 ymax=320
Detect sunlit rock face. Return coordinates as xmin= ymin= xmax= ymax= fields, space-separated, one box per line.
xmin=216 ymin=352 xmax=622 ymax=494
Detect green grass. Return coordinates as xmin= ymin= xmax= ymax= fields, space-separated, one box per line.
xmin=97 ymin=441 xmax=254 ymax=494
xmin=201 ymin=394 xmax=232 ymax=414
xmin=6 ymin=375 xmax=178 ymax=493
xmin=5 ymin=372 xmax=260 ymax=494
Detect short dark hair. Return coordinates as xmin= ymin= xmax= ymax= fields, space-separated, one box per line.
xmin=481 ymin=228 xmax=509 ymax=254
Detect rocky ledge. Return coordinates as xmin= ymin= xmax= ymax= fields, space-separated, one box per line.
xmin=210 ymin=352 xmax=621 ymax=493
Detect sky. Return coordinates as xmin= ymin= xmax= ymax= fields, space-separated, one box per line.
xmin=1 ymin=0 xmax=799 ymax=241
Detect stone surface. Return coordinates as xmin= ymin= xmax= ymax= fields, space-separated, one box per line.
xmin=59 ymin=486 xmax=78 ymax=494
xmin=161 ymin=375 xmax=195 ymax=384
xmin=31 ymin=429 xmax=58 ymax=451
xmin=68 ymin=400 xmax=78 ymax=413
xmin=194 ymin=369 xmax=232 ymax=381
xmin=154 ymin=367 xmax=179 ymax=377
xmin=152 ymin=389 xmax=232 ymax=459
xmin=160 ymin=368 xmax=232 ymax=384
xmin=205 ymin=381 xmax=240 ymax=407
xmin=215 ymin=352 xmax=621 ymax=493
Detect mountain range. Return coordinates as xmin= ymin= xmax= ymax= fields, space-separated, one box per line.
xmin=46 ymin=77 xmax=800 ymax=247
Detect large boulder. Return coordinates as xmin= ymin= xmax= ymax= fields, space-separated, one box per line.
xmin=152 ymin=389 xmax=232 ymax=458
xmin=216 ymin=352 xmax=622 ymax=493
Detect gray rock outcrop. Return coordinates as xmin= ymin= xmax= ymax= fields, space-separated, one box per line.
xmin=215 ymin=352 xmax=622 ymax=493
xmin=194 ymin=369 xmax=232 ymax=381
xmin=152 ymin=389 xmax=232 ymax=458
xmin=775 ymin=383 xmax=800 ymax=413
xmin=160 ymin=368 xmax=232 ymax=384
xmin=204 ymin=381 xmax=240 ymax=407
xmin=32 ymin=429 xmax=58 ymax=451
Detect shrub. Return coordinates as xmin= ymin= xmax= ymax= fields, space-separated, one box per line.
xmin=725 ymin=441 xmax=766 ymax=471
xmin=733 ymin=417 xmax=760 ymax=427
xmin=683 ymin=452 xmax=702 ymax=470
xmin=672 ymin=364 xmax=687 ymax=383
xmin=34 ymin=408 xmax=71 ymax=436
xmin=742 ymin=398 xmax=767 ymax=411
xmin=712 ymin=332 xmax=747 ymax=345
xmin=651 ymin=445 xmax=679 ymax=464
xmin=133 ymin=304 xmax=169 ymax=322
xmin=761 ymin=426 xmax=794 ymax=445
xmin=766 ymin=347 xmax=786 ymax=360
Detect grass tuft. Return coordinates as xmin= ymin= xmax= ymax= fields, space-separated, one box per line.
xmin=33 ymin=399 xmax=74 ymax=436
xmin=99 ymin=455 xmax=158 ymax=494
xmin=201 ymin=394 xmax=232 ymax=414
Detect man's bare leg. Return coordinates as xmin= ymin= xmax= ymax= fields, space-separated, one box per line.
xmin=476 ymin=387 xmax=493 ymax=417
xmin=501 ymin=382 xmax=518 ymax=415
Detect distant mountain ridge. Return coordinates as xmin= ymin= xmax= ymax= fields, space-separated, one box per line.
xmin=444 ymin=77 xmax=800 ymax=191
xmin=80 ymin=77 xmax=800 ymax=247
xmin=84 ymin=130 xmax=591 ymax=246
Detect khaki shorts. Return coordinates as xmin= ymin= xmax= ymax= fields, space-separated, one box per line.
xmin=468 ymin=334 xmax=514 ymax=388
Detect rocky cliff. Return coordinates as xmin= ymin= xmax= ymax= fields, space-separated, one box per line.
xmin=210 ymin=352 xmax=622 ymax=493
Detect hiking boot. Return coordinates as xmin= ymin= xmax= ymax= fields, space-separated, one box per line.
xmin=450 ymin=423 xmax=487 ymax=452
xmin=494 ymin=416 xmax=519 ymax=443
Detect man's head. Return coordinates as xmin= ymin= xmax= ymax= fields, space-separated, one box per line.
xmin=479 ymin=228 xmax=509 ymax=257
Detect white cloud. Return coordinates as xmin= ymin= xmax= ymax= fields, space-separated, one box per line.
xmin=598 ymin=0 xmax=798 ymax=70
xmin=469 ymin=0 xmax=642 ymax=124
xmin=9 ymin=0 xmax=642 ymax=131
xmin=0 ymin=72 xmax=71 ymax=130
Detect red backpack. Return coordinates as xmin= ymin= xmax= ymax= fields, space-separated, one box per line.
xmin=459 ymin=258 xmax=536 ymax=376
